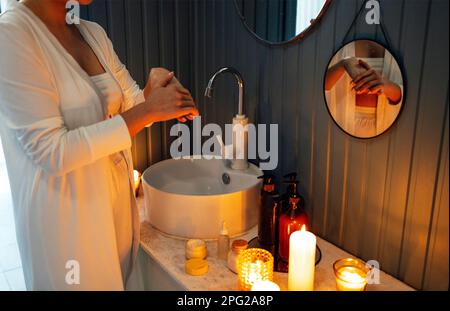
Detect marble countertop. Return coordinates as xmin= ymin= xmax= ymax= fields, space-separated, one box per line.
xmin=136 ymin=196 xmax=414 ymax=291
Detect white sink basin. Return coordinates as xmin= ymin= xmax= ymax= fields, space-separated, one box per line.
xmin=142 ymin=158 xmax=262 ymax=239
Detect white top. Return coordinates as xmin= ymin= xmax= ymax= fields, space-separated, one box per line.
xmin=90 ymin=72 xmax=134 ymax=284
xmin=352 ymin=57 xmax=382 ymax=137
xmin=0 ymin=3 xmax=146 ymax=290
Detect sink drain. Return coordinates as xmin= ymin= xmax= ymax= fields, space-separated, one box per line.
xmin=222 ymin=173 xmax=231 ymax=185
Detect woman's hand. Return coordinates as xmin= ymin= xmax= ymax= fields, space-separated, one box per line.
xmin=144 ymin=83 xmax=199 ymax=123
xmin=324 ymin=57 xmax=366 ymax=91
xmin=144 ymin=67 xmax=195 ymax=122
xmin=352 ymin=59 xmax=402 ymax=104
xmin=351 ymin=59 xmax=383 ymax=95
xmin=145 ymin=67 xmax=175 ymax=92
xmin=342 ymin=57 xmax=367 ymax=80
xmin=121 ymin=71 xmax=199 ymax=137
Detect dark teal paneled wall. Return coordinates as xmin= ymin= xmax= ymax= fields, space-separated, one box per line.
xmin=82 ymin=0 xmax=449 ymax=290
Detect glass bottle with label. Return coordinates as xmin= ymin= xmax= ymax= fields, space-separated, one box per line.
xmin=278 ymin=181 xmax=308 ymax=263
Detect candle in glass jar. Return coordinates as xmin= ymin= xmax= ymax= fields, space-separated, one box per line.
xmin=288 ymin=225 xmax=316 ymax=291
xmin=333 ymin=258 xmax=369 ymax=291
xmin=237 ymin=248 xmax=274 ymax=291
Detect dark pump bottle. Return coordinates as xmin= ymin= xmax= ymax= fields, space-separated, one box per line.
xmin=257 ymin=174 xmax=280 ymax=256
xmin=278 ymin=179 xmax=308 ymax=263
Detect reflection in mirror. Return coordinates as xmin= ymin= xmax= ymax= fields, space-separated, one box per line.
xmin=324 ymin=40 xmax=404 ymax=138
xmin=235 ymin=0 xmax=329 ymax=44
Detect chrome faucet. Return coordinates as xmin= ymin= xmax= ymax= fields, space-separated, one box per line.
xmin=205 ymin=67 xmax=249 ymax=170
xmin=204 ymin=67 xmax=245 ymax=116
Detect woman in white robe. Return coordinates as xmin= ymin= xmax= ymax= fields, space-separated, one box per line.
xmin=0 ymin=0 xmax=198 ymax=290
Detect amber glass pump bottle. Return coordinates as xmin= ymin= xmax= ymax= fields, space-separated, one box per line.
xmin=278 ymin=180 xmax=308 ymax=263
xmin=257 ymin=174 xmax=280 ymax=257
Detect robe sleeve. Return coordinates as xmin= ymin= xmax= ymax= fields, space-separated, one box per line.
xmin=92 ymin=23 xmax=146 ymax=112
xmin=0 ymin=22 xmax=132 ymax=177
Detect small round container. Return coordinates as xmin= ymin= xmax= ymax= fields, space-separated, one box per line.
xmin=185 ymin=239 xmax=207 ymax=260
xmin=333 ymin=258 xmax=369 ymax=291
xmin=237 ymin=248 xmax=274 ymax=291
xmin=185 ymin=258 xmax=208 ymax=276
xmin=227 ymin=239 xmax=248 ymax=273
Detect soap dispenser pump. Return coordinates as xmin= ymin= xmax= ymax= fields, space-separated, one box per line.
xmin=278 ymin=180 xmax=308 ymax=263
xmin=280 ymin=172 xmax=301 ymax=212
xmin=257 ymin=174 xmax=280 ymax=256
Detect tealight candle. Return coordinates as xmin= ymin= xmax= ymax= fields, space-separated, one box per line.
xmin=288 ymin=225 xmax=316 ymax=291
xmin=333 ymin=258 xmax=369 ymax=291
xmin=133 ymin=170 xmax=141 ymax=196
xmin=237 ymin=248 xmax=274 ymax=291
xmin=251 ymin=280 xmax=281 ymax=291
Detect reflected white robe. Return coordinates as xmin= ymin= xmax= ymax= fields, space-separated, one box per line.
xmin=0 ymin=4 xmax=145 ymax=290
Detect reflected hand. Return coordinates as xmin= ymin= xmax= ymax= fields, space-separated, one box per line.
xmin=351 ymin=59 xmax=385 ymax=95
xmin=342 ymin=57 xmax=367 ymax=80
xmin=351 ymin=60 xmax=402 ymax=104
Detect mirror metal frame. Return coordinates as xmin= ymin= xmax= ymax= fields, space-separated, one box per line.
xmin=233 ymin=0 xmax=333 ymax=46
xmin=323 ymin=38 xmax=407 ymax=140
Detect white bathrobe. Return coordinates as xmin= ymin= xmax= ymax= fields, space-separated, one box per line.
xmin=0 ymin=4 xmax=145 ymax=290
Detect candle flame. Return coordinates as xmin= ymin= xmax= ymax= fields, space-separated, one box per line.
xmin=301 ymin=224 xmax=306 ymax=232
xmin=133 ymin=170 xmax=141 ymax=182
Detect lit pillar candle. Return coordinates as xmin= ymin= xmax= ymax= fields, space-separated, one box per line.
xmin=288 ymin=225 xmax=316 ymax=291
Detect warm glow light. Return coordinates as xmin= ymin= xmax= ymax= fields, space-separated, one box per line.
xmin=133 ymin=170 xmax=141 ymax=195
xmin=288 ymin=227 xmax=316 ymax=291
xmin=333 ymin=258 xmax=368 ymax=291
xmin=251 ymin=280 xmax=281 ymax=291
xmin=237 ymin=248 xmax=274 ymax=291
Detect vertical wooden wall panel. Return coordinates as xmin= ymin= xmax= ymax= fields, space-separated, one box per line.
xmin=83 ymin=0 xmax=449 ymax=290
xmin=142 ymin=0 xmax=163 ymax=166
xmin=124 ymin=1 xmax=147 ymax=171
xmin=423 ymin=104 xmax=449 ymax=290
xmin=330 ymin=0 xmax=355 ymax=247
xmin=399 ymin=0 xmax=449 ymax=288
xmin=377 ymin=0 xmax=431 ymax=278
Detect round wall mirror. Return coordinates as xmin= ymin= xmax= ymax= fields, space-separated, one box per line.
xmin=324 ymin=39 xmax=405 ymax=139
xmin=234 ymin=0 xmax=331 ymax=44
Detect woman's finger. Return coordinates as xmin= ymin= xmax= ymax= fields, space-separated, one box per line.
xmin=354 ymin=74 xmax=378 ymax=91
xmin=353 ymin=69 xmax=375 ymax=85
xmin=180 ymin=107 xmax=199 ymax=117
xmin=357 ymin=81 xmax=383 ymax=94
xmin=177 ymin=99 xmax=196 ymax=108
xmin=154 ymin=71 xmax=174 ymax=88
xmin=358 ymin=59 xmax=371 ymax=71
xmin=176 ymin=85 xmax=191 ymax=96
xmin=368 ymin=84 xmax=383 ymax=95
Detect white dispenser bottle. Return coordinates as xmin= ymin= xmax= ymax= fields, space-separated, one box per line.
xmin=217 ymin=221 xmax=230 ymax=260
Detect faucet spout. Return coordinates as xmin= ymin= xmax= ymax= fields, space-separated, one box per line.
xmin=204 ymin=67 xmax=245 ymax=116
